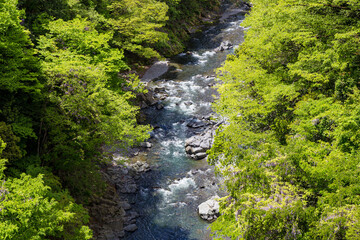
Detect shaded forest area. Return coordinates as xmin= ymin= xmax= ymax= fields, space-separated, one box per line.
xmin=0 ymin=0 xmax=220 ymax=238
xmin=209 ymin=0 xmax=360 ymax=239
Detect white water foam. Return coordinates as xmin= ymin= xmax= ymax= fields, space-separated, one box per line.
xmin=191 ymin=51 xmax=216 ymax=65
xmin=156 ymin=177 xmax=197 ymax=205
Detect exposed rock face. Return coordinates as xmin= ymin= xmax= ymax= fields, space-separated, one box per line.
xmin=187 ymin=118 xmax=206 ymax=128
xmin=185 ymin=128 xmax=215 ymax=159
xmin=137 ymin=90 xmax=158 ymax=108
xmin=89 ymin=185 xmax=126 ymax=240
xmin=136 ymin=87 xmax=168 ymax=109
xmin=107 ymin=166 xmax=138 ymax=194
xmin=89 ymin=157 xmax=151 ymax=239
xmin=198 ymin=197 xmax=220 ymax=222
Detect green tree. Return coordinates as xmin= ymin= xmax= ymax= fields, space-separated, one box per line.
xmin=37 ymin=16 xmax=151 ymax=197
xmin=0 ymin=138 xmax=92 ymax=240
xmin=209 ymin=0 xmax=360 ymax=239
xmin=0 ymin=0 xmax=43 ymax=150
xmin=107 ymin=0 xmax=169 ymax=59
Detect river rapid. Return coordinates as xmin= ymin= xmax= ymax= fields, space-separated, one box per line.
xmin=125 ymin=5 xmax=247 ymax=240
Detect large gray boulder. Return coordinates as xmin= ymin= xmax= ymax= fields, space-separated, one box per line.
xmin=185 ymin=129 xmax=215 ymax=160
xmin=198 ymin=197 xmax=220 ymax=222
xmin=141 ymin=61 xmax=169 ymax=82
xmin=215 ymin=41 xmax=233 ymax=52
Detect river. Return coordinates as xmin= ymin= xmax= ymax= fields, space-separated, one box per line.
xmin=125 ymin=5 xmax=247 ymax=240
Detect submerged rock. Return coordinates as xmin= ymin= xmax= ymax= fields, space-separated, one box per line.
xmin=124 ymin=224 xmax=138 ymax=232
xmin=156 ymin=103 xmax=165 ymax=110
xmin=198 ymin=197 xmax=220 ymax=222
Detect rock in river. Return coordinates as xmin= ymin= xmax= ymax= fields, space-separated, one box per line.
xmin=140 ymin=142 xmax=152 ymax=148
xmin=185 ymin=129 xmax=215 ymax=159
xmin=215 ymin=40 xmax=233 ymax=51
xmin=124 ymin=224 xmax=138 ymax=232
xmin=198 ymin=197 xmax=220 ymax=222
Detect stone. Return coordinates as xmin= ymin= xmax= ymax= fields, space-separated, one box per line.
xmin=120 ymin=201 xmax=132 ymax=210
xmin=215 ymin=41 xmax=233 ymax=52
xmin=119 ymin=231 xmax=125 ymax=238
xmin=140 ymin=142 xmax=152 ymax=148
xmin=154 ymin=87 xmax=166 ymax=93
xmin=131 ymin=161 xmax=151 ymax=172
xmin=192 ymin=147 xmax=205 ymax=154
xmin=198 ymin=198 xmax=220 ymax=222
xmin=124 ymin=211 xmax=140 ymax=225
xmin=137 ymin=89 xmax=158 ymax=107
xmin=141 ymin=61 xmax=169 ymax=82
xmin=195 ymin=152 xmax=207 ymax=160
xmin=187 ymin=118 xmax=206 ymax=128
xmin=185 ymin=146 xmax=192 ymax=153
xmin=185 ymin=128 xmax=215 ymax=159
xmin=200 ymin=140 xmax=211 ymax=150
xmin=124 ymin=224 xmax=138 ymax=232
xmin=156 ymin=103 xmax=164 ymax=110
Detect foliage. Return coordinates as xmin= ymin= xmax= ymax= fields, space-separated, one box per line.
xmin=107 ymin=0 xmax=169 ymax=59
xmin=209 ymin=0 xmax=360 ymax=239
xmin=37 ymin=16 xmax=151 ymax=197
xmin=159 ymin=0 xmax=221 ymax=56
xmin=0 ymin=137 xmax=92 ymax=240
xmin=1 ymin=0 xmax=223 ymax=238
xmin=0 ymin=0 xmax=43 ymax=148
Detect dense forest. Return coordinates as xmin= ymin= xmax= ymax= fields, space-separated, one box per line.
xmin=2 ymin=0 xmax=360 ymax=239
xmin=0 ymin=0 xmax=220 ymax=238
xmin=209 ymin=0 xmax=360 ymax=239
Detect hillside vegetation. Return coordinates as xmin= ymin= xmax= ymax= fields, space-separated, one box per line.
xmin=209 ymin=0 xmax=360 ymax=239
xmin=0 ymin=0 xmax=219 ymax=238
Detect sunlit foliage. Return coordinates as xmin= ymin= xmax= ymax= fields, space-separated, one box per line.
xmin=209 ymin=0 xmax=360 ymax=239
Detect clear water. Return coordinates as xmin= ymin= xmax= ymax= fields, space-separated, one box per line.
xmin=125 ymin=11 xmax=246 ymax=240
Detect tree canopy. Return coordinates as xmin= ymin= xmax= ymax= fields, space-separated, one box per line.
xmin=209 ymin=0 xmax=360 ymax=239
xmin=0 ymin=0 xmax=220 ymax=238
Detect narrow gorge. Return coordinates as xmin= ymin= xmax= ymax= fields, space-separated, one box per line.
xmin=95 ymin=2 xmax=250 ymax=239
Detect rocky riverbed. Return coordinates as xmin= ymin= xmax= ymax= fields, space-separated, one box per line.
xmin=90 ymin=1 xmax=249 ymax=239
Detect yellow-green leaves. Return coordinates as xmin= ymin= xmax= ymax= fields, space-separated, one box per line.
xmin=108 ymin=0 xmax=169 ymax=59
xmin=209 ymin=0 xmax=360 ymax=239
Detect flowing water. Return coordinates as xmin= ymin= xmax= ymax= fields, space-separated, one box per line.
xmin=125 ymin=8 xmax=246 ymax=240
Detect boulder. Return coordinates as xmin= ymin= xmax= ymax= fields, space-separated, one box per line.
xmin=137 ymin=89 xmax=157 ymax=108
xmin=215 ymin=41 xmax=233 ymax=52
xmin=187 ymin=118 xmax=206 ymax=128
xmin=119 ymin=201 xmax=132 ymax=210
xmin=140 ymin=142 xmax=152 ymax=148
xmin=130 ymin=161 xmax=151 ymax=173
xmin=185 ymin=128 xmax=215 ymax=160
xmin=124 ymin=224 xmax=138 ymax=232
xmin=156 ymin=103 xmax=164 ymax=110
xmin=141 ymin=61 xmax=169 ymax=82
xmin=198 ymin=198 xmax=220 ymax=222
